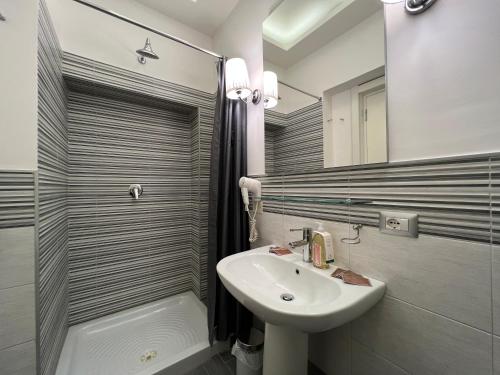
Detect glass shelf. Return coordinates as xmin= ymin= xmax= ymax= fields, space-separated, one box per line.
xmin=260 ymin=195 xmax=372 ymax=205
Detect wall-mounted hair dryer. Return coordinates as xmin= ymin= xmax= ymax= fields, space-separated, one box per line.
xmin=239 ymin=177 xmax=262 ymax=243
xmin=238 ymin=177 xmax=261 ymax=211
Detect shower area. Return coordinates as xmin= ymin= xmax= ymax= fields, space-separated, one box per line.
xmin=38 ymin=2 xmax=223 ymax=374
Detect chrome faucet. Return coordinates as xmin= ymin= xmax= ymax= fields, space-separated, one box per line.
xmin=289 ymin=227 xmax=313 ymax=263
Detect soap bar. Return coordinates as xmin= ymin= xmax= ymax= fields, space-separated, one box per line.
xmin=331 ymin=268 xmax=371 ymax=287
xmin=269 ymin=246 xmax=292 ymax=256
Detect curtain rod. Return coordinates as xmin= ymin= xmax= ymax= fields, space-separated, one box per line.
xmin=277 ymin=81 xmax=322 ymax=101
xmin=72 ymin=0 xmax=224 ymax=59
xmin=73 ymin=0 xmax=322 ymax=103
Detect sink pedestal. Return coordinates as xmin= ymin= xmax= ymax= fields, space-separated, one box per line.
xmin=263 ymin=323 xmax=308 ymax=375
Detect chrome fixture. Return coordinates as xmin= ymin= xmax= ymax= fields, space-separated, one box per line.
xmin=289 ymin=227 xmax=313 ymax=262
xmin=73 ymin=0 xmax=222 ymax=59
xmin=280 ymin=293 xmax=295 ymax=302
xmin=278 ymin=81 xmax=322 ymax=102
xmin=405 ymin=0 xmax=437 ymax=14
xmin=136 ymin=38 xmax=159 ymax=64
xmin=341 ymin=224 xmax=363 ymax=244
xmin=129 ymin=184 xmax=143 ymax=199
xmin=380 ymin=0 xmax=437 ymax=15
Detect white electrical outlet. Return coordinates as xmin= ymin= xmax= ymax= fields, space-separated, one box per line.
xmin=379 ymin=211 xmax=418 ymax=238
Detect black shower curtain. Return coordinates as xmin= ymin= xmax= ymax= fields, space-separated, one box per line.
xmin=207 ymin=58 xmax=253 ymax=345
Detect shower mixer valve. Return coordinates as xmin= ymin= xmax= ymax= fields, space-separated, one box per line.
xmin=129 ymin=184 xmax=143 ymax=199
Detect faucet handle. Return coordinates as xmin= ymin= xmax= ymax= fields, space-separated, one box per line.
xmin=290 ymin=227 xmax=312 ymax=232
xmin=290 ymin=227 xmax=313 ymax=239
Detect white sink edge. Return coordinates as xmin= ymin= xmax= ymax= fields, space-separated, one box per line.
xmin=217 ymin=244 xmax=386 ymax=332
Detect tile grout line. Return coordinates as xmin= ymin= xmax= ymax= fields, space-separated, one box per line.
xmin=385 ymin=295 xmax=493 ymax=336
xmin=351 ymin=338 xmax=411 ymax=374
xmin=0 ymin=282 xmax=35 ymax=292
xmin=489 ymin=156 xmax=494 ymax=373
xmin=0 ymin=339 xmax=36 ymax=352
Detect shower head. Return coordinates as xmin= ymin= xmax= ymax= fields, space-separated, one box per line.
xmin=136 ymin=38 xmax=159 ymax=64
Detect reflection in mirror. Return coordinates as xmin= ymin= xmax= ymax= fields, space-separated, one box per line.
xmin=263 ymin=0 xmax=386 ymax=174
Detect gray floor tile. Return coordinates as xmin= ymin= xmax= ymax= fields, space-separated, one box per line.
xmin=188 ymin=351 xmax=324 ymax=375
xmin=203 ymin=354 xmax=233 ymax=375
xmin=0 ymin=340 xmax=36 ymax=375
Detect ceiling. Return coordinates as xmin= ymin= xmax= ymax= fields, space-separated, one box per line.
xmin=264 ymin=0 xmax=351 ymax=51
xmin=136 ymin=0 xmax=240 ymax=36
xmin=264 ymin=0 xmax=382 ymax=68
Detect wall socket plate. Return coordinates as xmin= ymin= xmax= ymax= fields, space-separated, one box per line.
xmin=379 ymin=211 xmax=418 ymax=238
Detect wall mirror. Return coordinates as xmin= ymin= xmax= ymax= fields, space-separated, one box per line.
xmin=263 ymin=0 xmax=386 ymax=175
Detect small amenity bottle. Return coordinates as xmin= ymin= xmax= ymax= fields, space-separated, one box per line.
xmin=312 ymin=222 xmax=334 ymax=269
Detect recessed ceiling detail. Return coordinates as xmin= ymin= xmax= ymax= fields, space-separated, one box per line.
xmin=263 ymin=0 xmax=355 ymax=51
xmin=136 ymin=0 xmax=239 ymax=36
xmin=263 ymin=0 xmax=383 ymax=68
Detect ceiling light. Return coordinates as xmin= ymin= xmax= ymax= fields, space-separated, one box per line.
xmin=263 ymin=71 xmax=278 ymax=109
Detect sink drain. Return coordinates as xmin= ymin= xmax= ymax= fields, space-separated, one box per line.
xmin=280 ymin=293 xmax=295 ymax=302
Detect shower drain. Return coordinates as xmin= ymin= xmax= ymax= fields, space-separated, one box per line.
xmin=140 ymin=350 xmax=157 ymax=363
xmin=280 ymin=293 xmax=295 ymax=302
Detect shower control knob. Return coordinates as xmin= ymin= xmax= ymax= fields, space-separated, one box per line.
xmin=129 ymin=184 xmax=143 ymax=200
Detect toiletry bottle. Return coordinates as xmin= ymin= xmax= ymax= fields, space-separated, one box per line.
xmin=312 ymin=222 xmax=334 ymax=269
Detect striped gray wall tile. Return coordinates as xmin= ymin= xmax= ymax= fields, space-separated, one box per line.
xmin=197 ymin=100 xmax=215 ymax=302
xmin=265 ymin=109 xmax=287 ymax=127
xmin=0 ymin=171 xmax=35 ymax=228
xmin=264 ymin=102 xmax=323 ymax=174
xmin=62 ymin=55 xmax=215 ymax=323
xmin=190 ymin=109 xmax=202 ymax=299
xmin=265 ymin=125 xmax=276 ymax=175
xmin=260 ymin=155 xmax=494 ymax=244
xmin=38 ymin=2 xmax=69 ymax=375
xmin=492 ymin=155 xmax=499 ymax=244
xmin=62 ymin=54 xmax=214 ymax=303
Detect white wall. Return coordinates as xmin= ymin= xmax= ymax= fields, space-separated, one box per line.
xmin=45 ymin=0 xmax=218 ymax=93
xmin=264 ymin=12 xmax=384 ymax=115
xmin=214 ymin=0 xmax=276 ymax=176
xmin=386 ymin=0 xmax=500 ymax=162
xmin=284 ymin=10 xmax=384 ymax=98
xmin=263 ymin=60 xmax=317 ymax=114
xmin=0 ymin=0 xmax=38 ymax=170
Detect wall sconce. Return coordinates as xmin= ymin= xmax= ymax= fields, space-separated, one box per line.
xmin=380 ymin=0 xmax=437 ymax=14
xmin=225 ymin=58 xmax=261 ymax=104
xmin=263 ymin=71 xmax=278 ymax=109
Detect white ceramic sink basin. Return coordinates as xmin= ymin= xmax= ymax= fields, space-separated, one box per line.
xmin=217 ymin=245 xmax=385 ymax=333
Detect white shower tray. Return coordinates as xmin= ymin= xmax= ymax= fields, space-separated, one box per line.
xmin=55 ymin=291 xmax=225 ymax=375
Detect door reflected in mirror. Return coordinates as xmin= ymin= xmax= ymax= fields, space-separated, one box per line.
xmin=263 ymin=0 xmax=387 ymax=174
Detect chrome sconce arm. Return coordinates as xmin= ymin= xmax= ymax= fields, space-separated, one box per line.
xmin=406 ymin=0 xmax=437 ymax=14
xmin=381 ymin=0 xmax=438 ymax=15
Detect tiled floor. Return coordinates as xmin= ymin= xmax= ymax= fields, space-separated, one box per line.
xmin=185 ymin=352 xmax=235 ymax=375
xmin=186 ymin=351 xmax=326 ymax=375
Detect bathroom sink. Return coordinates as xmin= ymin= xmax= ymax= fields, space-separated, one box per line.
xmin=217 ymin=245 xmax=385 ymax=333
xmin=217 ymin=245 xmax=385 ymax=374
